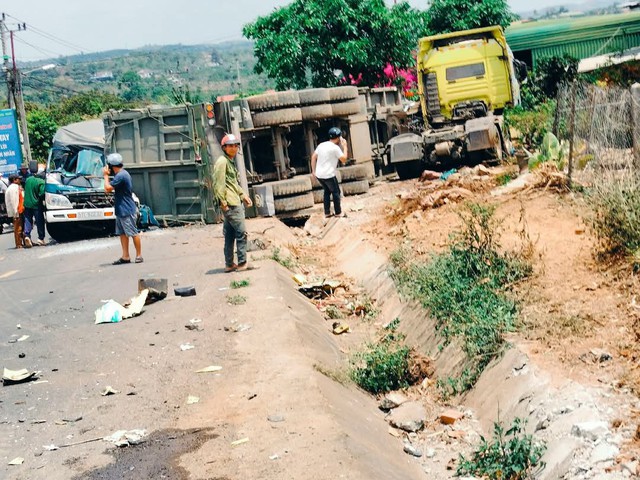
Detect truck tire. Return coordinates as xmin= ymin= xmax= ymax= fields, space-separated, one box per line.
xmin=298 ymin=88 xmax=331 ymax=105
xmin=301 ymin=104 xmax=333 ymax=121
xmin=274 ymin=192 xmax=314 ymax=213
xmin=312 ymin=189 xmax=325 ymax=204
xmin=341 ymin=179 xmax=369 ymax=196
xmin=331 ymin=98 xmax=364 ymax=117
xmin=337 ymin=164 xmax=369 ymax=182
xmin=246 ymin=91 xmax=300 ymax=111
xmin=328 ymin=86 xmax=359 ymax=102
xmin=268 ymin=177 xmax=312 ymax=198
xmin=252 ymin=108 xmax=303 ymax=127
xmin=395 ymin=160 xmax=423 ymax=180
xmin=306 ymin=171 xmax=341 ymax=189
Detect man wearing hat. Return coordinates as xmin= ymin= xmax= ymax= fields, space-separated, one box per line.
xmin=213 ymin=133 xmax=254 ymax=272
xmin=103 ymin=153 xmax=142 ymax=265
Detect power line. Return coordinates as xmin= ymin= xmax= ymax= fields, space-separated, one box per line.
xmin=13 ymin=35 xmax=64 ymax=60
xmin=5 ymin=13 xmax=87 ymax=53
xmin=22 ymin=74 xmax=84 ymax=95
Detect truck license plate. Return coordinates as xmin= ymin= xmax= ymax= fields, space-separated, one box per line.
xmin=77 ymin=211 xmax=103 ymax=219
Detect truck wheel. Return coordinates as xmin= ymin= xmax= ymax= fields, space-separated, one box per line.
xmin=298 ymin=88 xmax=331 ymax=105
xmin=252 ymin=108 xmax=303 ymax=127
xmin=246 ymin=91 xmax=300 ymax=111
xmin=331 ymin=99 xmax=364 ymax=117
xmin=337 ymin=164 xmax=369 ymax=182
xmin=268 ymin=177 xmax=312 ymax=197
xmin=301 ymin=104 xmax=333 ymax=121
xmin=395 ymin=160 xmax=423 ymax=180
xmin=312 ymin=189 xmax=325 ymax=204
xmin=341 ymin=179 xmax=369 ymax=196
xmin=328 ymin=86 xmax=359 ymax=102
xmin=274 ymin=192 xmax=314 ymax=213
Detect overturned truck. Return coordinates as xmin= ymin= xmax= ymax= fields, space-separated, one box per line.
xmin=387 ymin=26 xmax=520 ymax=179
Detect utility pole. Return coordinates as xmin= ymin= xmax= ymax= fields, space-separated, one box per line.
xmin=0 ymin=13 xmax=13 ymax=108
xmin=9 ymin=23 xmax=31 ymax=164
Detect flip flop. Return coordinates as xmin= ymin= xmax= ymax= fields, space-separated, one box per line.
xmin=112 ymin=258 xmax=131 ymax=265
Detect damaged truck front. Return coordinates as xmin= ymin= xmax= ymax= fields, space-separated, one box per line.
xmin=388 ymin=26 xmax=520 ymax=179
xmin=45 ymin=120 xmax=115 ymax=241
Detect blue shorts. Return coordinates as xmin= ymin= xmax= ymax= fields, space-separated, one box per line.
xmin=115 ymin=213 xmax=139 ymax=237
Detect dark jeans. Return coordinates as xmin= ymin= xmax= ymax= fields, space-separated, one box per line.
xmin=317 ymin=176 xmax=341 ymax=216
xmin=222 ymin=205 xmax=247 ymax=267
xmin=23 ymin=206 xmax=45 ymax=241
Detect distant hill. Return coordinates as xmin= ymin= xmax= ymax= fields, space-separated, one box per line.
xmin=20 ymin=40 xmax=276 ymax=106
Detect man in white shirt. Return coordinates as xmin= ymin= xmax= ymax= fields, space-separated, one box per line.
xmin=311 ymin=127 xmax=348 ymax=218
xmin=4 ymin=174 xmax=23 ymax=249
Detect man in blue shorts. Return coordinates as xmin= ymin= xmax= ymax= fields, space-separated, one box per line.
xmin=103 ymin=153 xmax=143 ymax=265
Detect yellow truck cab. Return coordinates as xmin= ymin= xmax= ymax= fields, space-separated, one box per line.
xmin=388 ymin=26 xmax=520 ymax=178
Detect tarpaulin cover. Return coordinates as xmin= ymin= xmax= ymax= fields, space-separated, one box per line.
xmin=53 ymin=119 xmax=105 ymax=149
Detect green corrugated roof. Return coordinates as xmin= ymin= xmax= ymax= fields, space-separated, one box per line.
xmin=505 ymin=11 xmax=640 ymax=53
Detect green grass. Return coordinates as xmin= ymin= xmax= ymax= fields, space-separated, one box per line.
xmin=389 ymin=203 xmax=532 ymax=398
xmin=230 ymin=278 xmax=250 ymax=289
xmin=349 ymin=318 xmax=412 ymax=394
xmin=271 ymin=247 xmax=297 ymax=270
xmin=457 ymin=418 xmax=546 ymax=480
xmin=226 ymin=294 xmax=247 ymax=305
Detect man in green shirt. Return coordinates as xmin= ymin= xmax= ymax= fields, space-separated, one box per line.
xmin=23 ymin=166 xmax=46 ymax=247
xmin=213 ymin=134 xmax=254 ymax=272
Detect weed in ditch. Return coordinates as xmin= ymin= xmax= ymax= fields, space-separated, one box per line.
xmin=271 ymin=247 xmax=297 ymax=270
xmin=325 ymin=305 xmax=343 ymax=319
xmin=230 ymin=279 xmax=250 ymax=289
xmin=351 ymin=294 xmax=381 ymax=320
xmin=389 ymin=202 xmax=532 ymax=398
xmin=349 ymin=318 xmax=412 ymax=394
xmin=496 ymin=172 xmax=515 ymax=186
xmin=226 ymin=294 xmax=247 ymax=305
xmin=457 ymin=417 xmax=546 ymax=480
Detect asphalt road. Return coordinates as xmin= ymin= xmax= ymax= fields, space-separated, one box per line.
xmin=0 ymin=223 xmax=238 ymax=479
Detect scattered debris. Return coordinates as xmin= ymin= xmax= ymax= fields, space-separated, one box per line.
xmin=186 ymin=395 xmax=200 ymax=405
xmin=101 ymin=386 xmax=119 ymax=396
xmin=195 ymin=365 xmax=222 ymax=374
xmin=379 ymin=392 xmax=408 ymax=411
xmin=440 ymin=409 xmax=464 ymax=425
xmin=8 ymin=457 xmax=24 ymax=465
xmin=298 ymin=279 xmax=345 ymax=299
xmin=17 ymin=335 xmax=29 ymax=342
xmin=332 ymin=322 xmax=350 ymax=335
xmin=180 ymin=344 xmax=195 ymax=351
xmin=386 ymin=402 xmax=426 ymax=432
xmin=403 ymin=442 xmax=423 ymax=457
xmin=267 ymin=414 xmax=285 ymax=423
xmin=138 ymin=278 xmax=168 ymax=304
xmin=231 ymin=437 xmax=249 ymax=447
xmin=224 ymin=323 xmax=251 ymax=333
xmin=103 ymin=429 xmax=147 ymax=447
xmin=42 ymin=444 xmax=58 ymax=451
xmin=174 ymin=286 xmax=196 ymax=297
xmin=2 ymin=367 xmax=40 ymax=385
xmin=94 ymin=289 xmax=149 ymax=324
xmin=61 ymin=415 xmax=83 ymax=423
xmin=269 ymin=453 xmax=280 ymax=460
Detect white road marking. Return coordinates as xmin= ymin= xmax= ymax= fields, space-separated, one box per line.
xmin=0 ymin=269 xmax=19 ymax=279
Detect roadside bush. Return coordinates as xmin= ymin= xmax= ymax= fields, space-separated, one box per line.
xmin=350 ymin=318 xmax=411 ymax=394
xmin=389 ymin=203 xmax=532 ymax=397
xmin=504 ymin=103 xmax=554 ymax=150
xmin=457 ymin=418 xmax=546 ymax=480
xmin=589 ymin=174 xmax=640 ymax=261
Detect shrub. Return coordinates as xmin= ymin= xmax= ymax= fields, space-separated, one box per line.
xmin=504 ymin=103 xmax=554 ymax=150
xmin=389 ymin=203 xmax=532 ymax=397
xmin=457 ymin=418 xmax=546 ymax=480
xmin=230 ymin=279 xmax=250 ymax=289
xmin=589 ymin=174 xmax=640 ymax=261
xmin=350 ymin=319 xmax=411 ymax=394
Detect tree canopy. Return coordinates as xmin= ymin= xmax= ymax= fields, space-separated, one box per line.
xmin=425 ymin=0 xmax=517 ymax=34
xmin=242 ymin=0 xmax=429 ymax=89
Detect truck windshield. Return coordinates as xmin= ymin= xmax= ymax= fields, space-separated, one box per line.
xmin=49 ymin=147 xmax=105 ymax=177
xmin=446 ymin=63 xmax=486 ymax=82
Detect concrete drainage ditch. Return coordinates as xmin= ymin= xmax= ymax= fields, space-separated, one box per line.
xmin=292 ymin=215 xmax=640 ymax=479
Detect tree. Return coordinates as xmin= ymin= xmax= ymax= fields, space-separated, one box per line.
xmin=26 ymin=106 xmax=58 ymax=162
xmin=426 ymin=0 xmax=517 ymax=34
xmin=118 ymin=71 xmax=148 ymax=102
xmin=243 ymin=0 xmax=429 ymax=89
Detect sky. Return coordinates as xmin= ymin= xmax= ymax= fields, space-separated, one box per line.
xmin=4 ymin=0 xmax=590 ymax=63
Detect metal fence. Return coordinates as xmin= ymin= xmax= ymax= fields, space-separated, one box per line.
xmin=555 ymin=82 xmax=640 ymax=184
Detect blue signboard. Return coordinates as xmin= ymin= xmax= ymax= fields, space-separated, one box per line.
xmin=0 ymin=109 xmax=23 ymax=175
